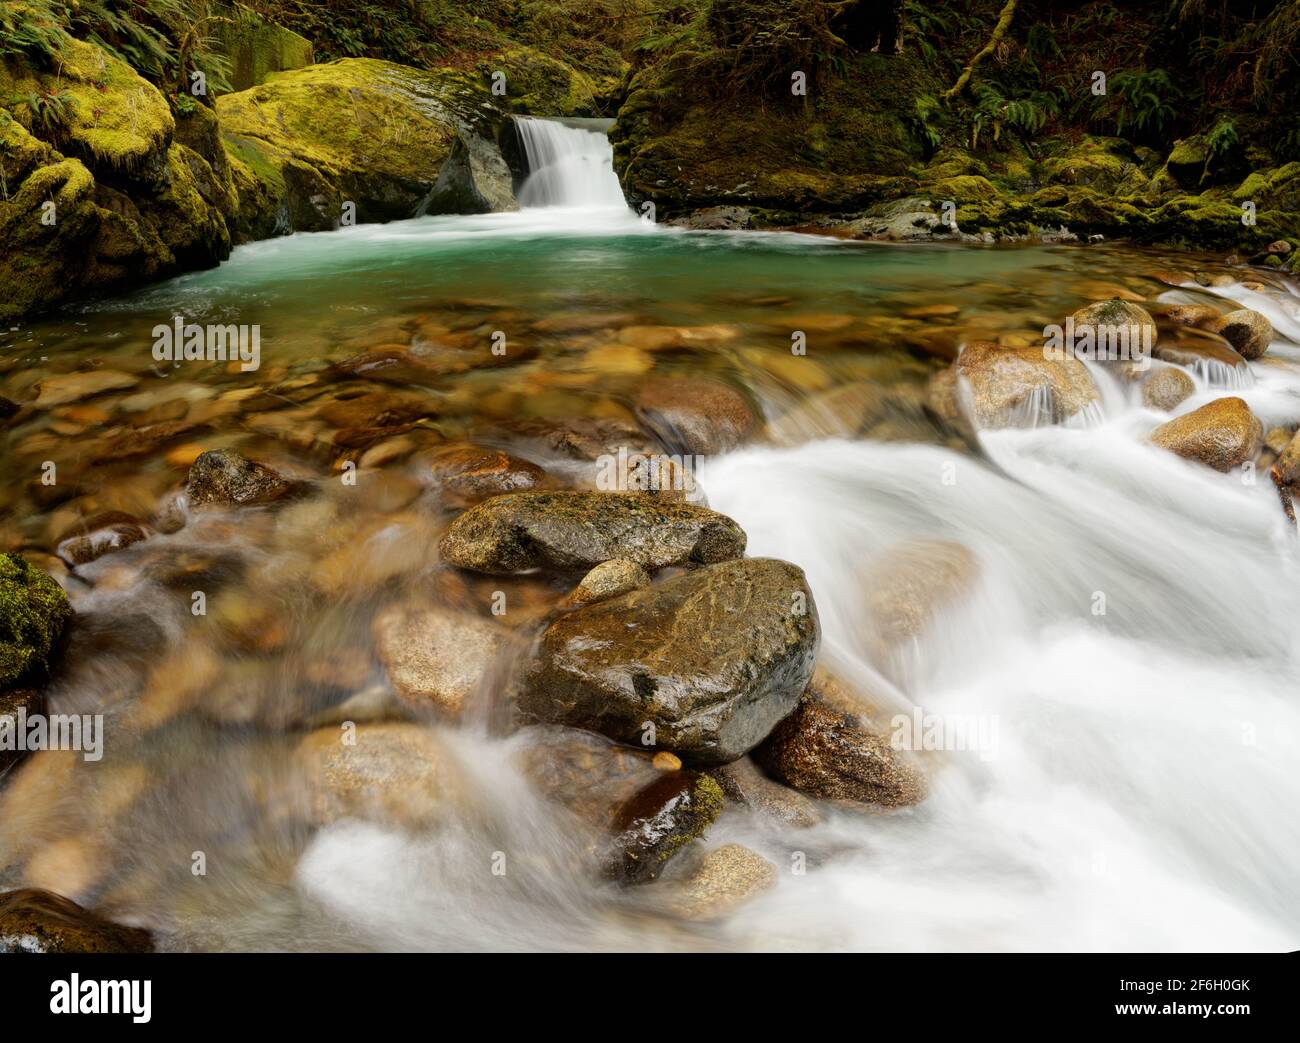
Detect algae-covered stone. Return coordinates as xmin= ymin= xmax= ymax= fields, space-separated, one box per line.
xmin=1149 ymin=396 xmax=1263 ymax=471
xmin=609 ymin=771 xmax=723 ymax=883
xmin=955 ymin=342 xmax=1101 ymax=429
xmin=0 ymin=554 xmax=73 ymax=689
xmin=0 ymin=889 xmax=152 ymax=953
xmin=438 ymin=491 xmax=746 ymax=574
xmin=520 ymin=558 xmax=819 ymax=765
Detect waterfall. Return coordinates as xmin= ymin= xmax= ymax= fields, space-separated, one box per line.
xmin=513 ymin=117 xmax=629 ymax=210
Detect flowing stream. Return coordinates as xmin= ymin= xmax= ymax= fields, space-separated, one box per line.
xmin=2 ymin=120 xmax=1299 ymax=951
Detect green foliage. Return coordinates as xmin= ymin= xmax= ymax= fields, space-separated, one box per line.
xmin=0 ymin=1 xmax=70 ymax=68
xmin=969 ymin=81 xmax=1057 ymax=150
xmin=704 ymin=0 xmax=849 ymax=94
xmin=9 ymin=86 xmax=77 ymax=137
xmin=1110 ymin=68 xmax=1179 ymax=142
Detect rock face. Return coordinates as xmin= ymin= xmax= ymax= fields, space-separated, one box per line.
xmin=0 ymin=889 xmax=153 ymax=953
xmin=1205 ymin=308 xmax=1273 ymax=360
xmin=955 ymin=342 xmax=1101 ymax=429
xmin=1149 ymin=396 xmax=1263 ymax=471
xmin=1276 ymin=430 xmax=1300 ymax=485
xmin=634 ymin=376 xmax=756 ymax=455
xmin=520 ymin=558 xmax=819 ymax=765
xmin=423 ymin=132 xmax=518 ymax=215
xmin=1140 ymin=367 xmax=1196 ymax=411
xmin=186 ymin=450 xmax=298 ymax=508
xmin=0 ymin=554 xmax=73 ymax=689
xmin=516 ymin=728 xmax=722 ymax=883
xmin=754 ymin=671 xmax=927 ymax=808
xmin=372 ymin=603 xmax=503 ymax=716
xmin=438 ymin=492 xmax=746 ymax=574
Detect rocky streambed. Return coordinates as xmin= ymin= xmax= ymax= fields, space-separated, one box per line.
xmin=2 ymin=215 xmax=1300 ymax=951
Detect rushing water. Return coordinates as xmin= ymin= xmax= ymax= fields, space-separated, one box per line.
xmin=2 ymin=122 xmax=1299 ymax=951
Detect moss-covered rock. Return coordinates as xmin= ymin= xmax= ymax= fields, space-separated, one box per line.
xmin=216 ymin=58 xmax=518 ymax=236
xmin=0 ymin=553 xmax=73 ymax=689
xmin=477 ymin=46 xmax=603 ymax=116
xmin=209 ymin=2 xmax=315 ymax=93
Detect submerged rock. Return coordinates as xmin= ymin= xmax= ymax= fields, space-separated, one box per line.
xmin=1149 ymin=396 xmax=1263 ymax=471
xmin=438 ymin=491 xmax=746 ymax=574
xmin=517 ymin=728 xmax=722 ymax=883
xmin=561 ymin=558 xmax=651 ymax=607
xmin=424 ymin=444 xmax=547 ymax=507
xmin=710 ymin=756 xmax=821 ymax=827
xmin=186 ymin=449 xmax=299 ymax=508
xmin=754 ymin=671 xmax=927 ymax=808
xmin=1140 ymin=367 xmax=1195 ymax=411
xmin=1204 ymin=308 xmax=1273 ymax=361
xmin=33 ymin=370 xmax=139 ymax=408
xmin=372 ymin=602 xmax=503 ymax=717
xmin=520 ymin=558 xmax=819 ymax=765
xmin=955 ymin=342 xmax=1101 ymax=429
xmin=0 ymin=889 xmax=152 ymax=953
xmin=865 ymin=539 xmax=980 ymax=652
xmin=0 ymin=688 xmax=43 ymax=776
xmin=55 ymin=512 xmax=151 ymax=567
xmin=634 ymin=375 xmax=756 ymax=455
xmin=0 ymin=554 xmax=73 ymax=689
xmin=664 ymin=843 xmax=778 ymax=921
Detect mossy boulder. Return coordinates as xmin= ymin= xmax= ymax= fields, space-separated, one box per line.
xmin=1039 ymin=136 xmax=1136 ymax=193
xmin=1165 ymin=135 xmax=1209 ymax=188
xmin=208 ymin=3 xmax=315 ymax=93
xmin=0 ymin=553 xmax=73 ymax=689
xmin=216 ymin=59 xmax=517 ymax=236
xmin=478 ymin=46 xmax=602 ymax=116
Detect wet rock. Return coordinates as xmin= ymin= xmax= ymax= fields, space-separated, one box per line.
xmin=665 ymin=843 xmax=777 ymax=921
xmin=0 ymin=396 xmax=18 ymax=421
xmin=634 ymin=375 xmax=755 ymax=455
xmin=671 ymin=206 xmax=753 ymax=230
xmin=423 ymin=131 xmax=518 ymax=215
xmin=1157 ymin=303 xmax=1220 ymax=327
xmin=1203 ymin=308 xmax=1273 ymax=361
xmin=767 ymin=381 xmax=901 ymax=445
xmin=0 ymin=889 xmax=152 ymax=953
xmin=520 ymin=558 xmax=819 ymax=765
xmin=294 ymin=723 xmax=465 ymax=829
xmin=865 ymin=540 xmax=979 ymax=651
xmin=33 ymin=370 xmax=138 ymax=408
xmin=710 ymin=756 xmax=820 ymax=827
xmin=438 ymin=491 xmax=746 ymax=574
xmin=0 ymin=688 xmax=43 ymax=776
xmin=1149 ymin=396 xmax=1263 ymax=472
xmin=561 ymin=558 xmax=650 ymax=608
xmin=1069 ymin=299 xmax=1158 ymax=355
xmin=1274 ymin=430 xmax=1300 ymax=486
xmin=1140 ymin=367 xmax=1195 ymax=411
xmin=955 ymin=342 xmax=1100 ymax=429
xmin=0 ymin=553 xmax=73 ymax=689
xmin=186 ymin=449 xmax=300 ymax=508
xmin=54 ymin=512 xmax=150 ymax=566
xmin=372 ymin=602 xmax=503 ymax=717
xmin=424 ymin=444 xmax=547 ymax=507
xmin=754 ymin=671 xmax=927 ymax=808
xmin=1152 ymin=332 xmax=1249 ymax=377
xmin=516 ymin=727 xmax=722 ymax=883
xmin=486 ymin=416 xmax=661 ymax=461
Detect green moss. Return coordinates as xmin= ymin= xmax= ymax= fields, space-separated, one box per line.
xmin=208 ymin=3 xmax=314 ymax=94
xmin=0 ymin=553 xmax=73 ymax=688
xmin=480 ymin=45 xmax=601 ymax=116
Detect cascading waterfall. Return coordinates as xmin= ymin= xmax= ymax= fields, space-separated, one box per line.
xmin=513 ymin=116 xmax=629 ymax=210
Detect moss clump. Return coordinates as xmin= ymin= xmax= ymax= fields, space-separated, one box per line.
xmin=0 ymin=553 xmax=72 ymax=689
xmin=480 ymin=45 xmax=602 ymax=116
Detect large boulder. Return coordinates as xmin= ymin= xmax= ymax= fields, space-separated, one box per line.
xmin=519 ymin=558 xmax=819 ymax=765
xmin=1149 ymin=396 xmax=1263 ymax=471
xmin=1203 ymin=308 xmax=1273 ymax=361
xmin=0 ymin=554 xmax=73 ymax=689
xmin=438 ymin=491 xmax=746 ymax=574
xmin=0 ymin=889 xmax=152 ymax=953
xmin=217 ymin=59 xmax=517 ymax=238
xmin=955 ymin=342 xmax=1101 ymax=429
xmin=754 ymin=671 xmax=927 ymax=808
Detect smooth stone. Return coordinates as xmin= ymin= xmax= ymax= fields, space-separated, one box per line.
xmin=1149 ymin=396 xmax=1263 ymax=472
xmin=0 ymin=889 xmax=152 ymax=953
xmin=423 ymin=443 xmax=547 ymax=507
xmin=438 ymin=491 xmax=746 ymax=574
xmin=710 ymin=755 xmax=821 ymax=827
xmin=665 ymin=843 xmax=777 ymax=921
xmin=560 ymin=558 xmax=651 ymax=607
xmin=1140 ymin=367 xmax=1195 ymax=411
xmin=955 ymin=342 xmax=1101 ymax=429
xmin=520 ymin=558 xmax=819 ymax=765
xmin=1069 ymin=299 xmax=1158 ymax=353
xmin=754 ymin=671 xmax=927 ymax=808
xmin=186 ymin=449 xmax=300 ymax=508
xmin=33 ymin=370 xmax=138 ymax=408
xmin=372 ymin=602 xmax=503 ymax=717
xmin=634 ymin=375 xmax=755 ymax=455
xmin=54 ymin=512 xmax=151 ymax=566
xmin=1203 ymin=308 xmax=1273 ymax=361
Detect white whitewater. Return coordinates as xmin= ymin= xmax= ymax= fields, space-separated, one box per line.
xmin=292 ymin=278 xmax=1300 ymax=953
xmin=513 ymin=116 xmax=630 ymax=211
